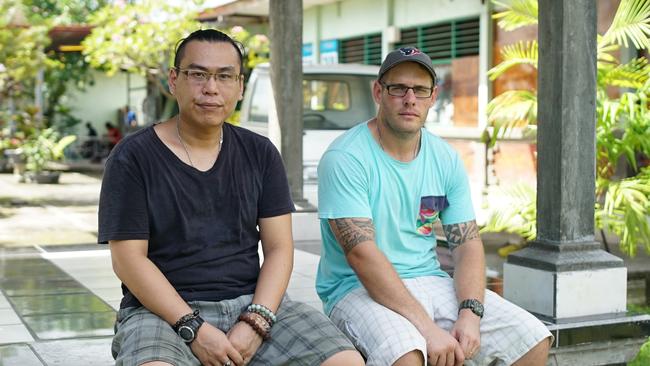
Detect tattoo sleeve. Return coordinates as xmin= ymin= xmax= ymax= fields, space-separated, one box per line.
xmin=442 ymin=220 xmax=479 ymax=251
xmin=328 ymin=218 xmax=375 ymax=254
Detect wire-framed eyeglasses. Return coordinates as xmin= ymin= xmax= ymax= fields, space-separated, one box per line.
xmin=175 ymin=68 xmax=243 ymax=85
xmin=380 ymin=82 xmax=434 ymax=98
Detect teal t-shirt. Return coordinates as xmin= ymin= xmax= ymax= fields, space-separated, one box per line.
xmin=316 ymin=121 xmax=475 ymax=315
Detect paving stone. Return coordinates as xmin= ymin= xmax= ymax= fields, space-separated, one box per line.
xmin=24 ymin=312 xmax=115 ymax=340
xmin=0 ymin=325 xmax=33 ymax=344
xmin=31 ymin=337 xmax=114 ymax=366
xmin=0 ymin=309 xmax=21 ymax=325
xmin=0 ymin=344 xmax=42 ymax=366
xmin=9 ymin=293 xmax=111 ymax=317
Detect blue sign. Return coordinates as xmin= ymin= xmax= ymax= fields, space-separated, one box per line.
xmin=320 ymin=39 xmax=339 ymax=64
xmin=303 ymin=43 xmax=315 ymax=64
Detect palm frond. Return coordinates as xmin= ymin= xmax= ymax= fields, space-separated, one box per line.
xmin=596 ymin=168 xmax=650 ymax=257
xmin=601 ymin=0 xmax=650 ymax=50
xmin=492 ymin=0 xmax=538 ymax=31
xmin=488 ymin=41 xmax=538 ymax=80
xmin=599 ymin=57 xmax=650 ymax=90
xmin=484 ymin=90 xmax=537 ymax=147
xmin=597 ymin=34 xmax=620 ymax=63
xmin=481 ymin=183 xmax=537 ymax=243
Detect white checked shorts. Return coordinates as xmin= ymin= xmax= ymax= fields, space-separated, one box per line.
xmin=329 ymin=276 xmax=553 ymax=366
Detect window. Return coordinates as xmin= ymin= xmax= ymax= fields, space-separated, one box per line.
xmin=302 ymin=75 xmax=376 ymax=130
xmin=395 ymin=18 xmax=480 ymax=127
xmin=249 ymin=76 xmax=273 ymax=123
xmin=303 ymin=80 xmax=350 ymax=112
xmin=395 ymin=18 xmax=480 ymax=61
xmin=340 ymin=33 xmax=382 ymax=65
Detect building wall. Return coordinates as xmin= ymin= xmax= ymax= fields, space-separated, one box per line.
xmin=304 ymin=0 xmax=387 ymax=42
xmin=392 ymin=0 xmax=481 ymax=28
xmin=303 ymin=0 xmax=482 ymax=61
xmin=67 ymin=70 xmax=146 ymax=135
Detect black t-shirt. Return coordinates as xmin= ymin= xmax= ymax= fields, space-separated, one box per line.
xmin=98 ymin=123 xmax=295 ymax=309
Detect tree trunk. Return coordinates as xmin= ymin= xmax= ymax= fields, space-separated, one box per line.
xmin=269 ymin=0 xmax=306 ymax=206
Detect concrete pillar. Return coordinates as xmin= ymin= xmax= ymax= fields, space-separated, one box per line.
xmin=269 ymin=0 xmax=306 ymax=205
xmin=503 ymin=0 xmax=627 ymax=321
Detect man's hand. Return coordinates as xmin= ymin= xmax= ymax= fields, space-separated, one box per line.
xmin=227 ymin=321 xmax=264 ymax=365
xmin=422 ymin=323 xmax=464 ymax=366
xmin=190 ymin=322 xmax=244 ymax=366
xmin=450 ymin=310 xmax=481 ymax=360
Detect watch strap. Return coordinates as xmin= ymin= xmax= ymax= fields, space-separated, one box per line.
xmin=177 ymin=315 xmax=204 ymax=343
xmin=458 ymin=299 xmax=484 ymax=318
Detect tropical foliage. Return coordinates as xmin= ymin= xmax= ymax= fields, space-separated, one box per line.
xmin=481 ymin=0 xmax=650 ymax=256
xmin=1 ymin=0 xmax=105 ymax=137
xmin=22 ymin=128 xmax=76 ymax=173
xmin=82 ymin=0 xmax=202 ymax=100
xmin=82 ymin=0 xmax=269 ymax=123
xmin=0 ymin=0 xmax=50 ymax=102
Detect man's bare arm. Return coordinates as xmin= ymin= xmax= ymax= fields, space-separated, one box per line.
xmin=442 ymin=220 xmax=485 ymax=359
xmin=110 ymin=240 xmax=244 ymax=365
xmin=442 ymin=220 xmax=480 ymax=251
xmin=110 ymin=240 xmax=193 ymax=324
xmin=329 ymin=218 xmax=375 ymax=254
xmin=329 ymin=218 xmax=463 ymax=364
xmin=442 ymin=220 xmax=485 ymax=301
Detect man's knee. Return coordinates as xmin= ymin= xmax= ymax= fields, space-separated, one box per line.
xmin=393 ymin=349 xmax=424 ymax=366
xmin=513 ymin=336 xmax=552 ymax=366
xmin=140 ymin=362 xmax=174 ymax=366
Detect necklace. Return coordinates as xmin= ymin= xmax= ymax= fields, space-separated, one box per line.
xmin=176 ymin=115 xmax=223 ymax=168
xmin=376 ymin=121 xmax=420 ymax=160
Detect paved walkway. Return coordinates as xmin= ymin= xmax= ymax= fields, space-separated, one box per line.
xmin=1 ymin=171 xmax=648 ymax=365
xmin=0 ymin=172 xmax=323 ymax=365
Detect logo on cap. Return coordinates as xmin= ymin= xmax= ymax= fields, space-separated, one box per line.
xmin=399 ymin=47 xmax=422 ymax=56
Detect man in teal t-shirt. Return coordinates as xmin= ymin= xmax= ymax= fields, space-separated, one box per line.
xmin=316 ymin=47 xmax=552 ymax=366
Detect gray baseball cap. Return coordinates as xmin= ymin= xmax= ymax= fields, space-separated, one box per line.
xmin=378 ymin=47 xmax=437 ymax=85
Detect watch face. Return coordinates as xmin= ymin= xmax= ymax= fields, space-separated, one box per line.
xmin=472 ymin=300 xmax=484 ymax=316
xmin=178 ymin=325 xmax=195 ymax=342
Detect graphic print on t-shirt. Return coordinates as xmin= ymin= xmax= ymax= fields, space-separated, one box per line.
xmin=416 ymin=195 xmax=449 ymax=235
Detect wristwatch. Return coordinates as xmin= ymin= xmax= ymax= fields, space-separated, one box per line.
xmin=458 ymin=299 xmax=484 ymax=318
xmin=175 ymin=315 xmax=205 ymax=343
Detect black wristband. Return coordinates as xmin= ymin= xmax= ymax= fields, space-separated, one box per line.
xmin=172 ymin=309 xmax=200 ymax=331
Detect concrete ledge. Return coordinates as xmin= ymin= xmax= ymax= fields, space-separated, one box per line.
xmin=548 ymin=337 xmax=647 ymax=366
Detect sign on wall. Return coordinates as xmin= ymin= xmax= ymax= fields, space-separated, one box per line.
xmin=319 ymin=39 xmax=339 ymax=64
xmin=303 ymin=43 xmax=315 ymax=65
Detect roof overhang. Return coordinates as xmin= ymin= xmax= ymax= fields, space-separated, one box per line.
xmin=47 ymin=25 xmax=93 ymax=53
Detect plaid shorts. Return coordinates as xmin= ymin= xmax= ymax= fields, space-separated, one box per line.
xmin=329 ymin=276 xmax=553 ymax=366
xmin=112 ymin=294 xmax=356 ymax=366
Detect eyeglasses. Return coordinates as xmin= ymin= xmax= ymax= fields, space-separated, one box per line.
xmin=175 ymin=68 xmax=243 ymax=85
xmin=380 ymin=82 xmax=434 ymax=98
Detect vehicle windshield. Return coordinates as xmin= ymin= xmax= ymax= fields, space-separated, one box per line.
xmin=303 ymin=74 xmax=376 ymax=129
xmin=249 ymin=73 xmax=377 ymax=130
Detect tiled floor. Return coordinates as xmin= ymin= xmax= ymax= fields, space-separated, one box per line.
xmin=0 ymin=244 xmax=324 ymax=365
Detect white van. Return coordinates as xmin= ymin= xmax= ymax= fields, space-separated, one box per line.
xmin=239 ymin=63 xmax=380 ymax=182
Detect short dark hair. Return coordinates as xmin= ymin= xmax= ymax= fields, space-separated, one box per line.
xmin=173 ymin=29 xmax=245 ymax=72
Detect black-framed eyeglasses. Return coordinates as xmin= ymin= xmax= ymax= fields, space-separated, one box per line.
xmin=380 ymin=82 xmax=434 ymax=98
xmin=175 ymin=68 xmax=243 ymax=85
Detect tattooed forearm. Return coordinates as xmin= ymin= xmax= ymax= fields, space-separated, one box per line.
xmin=329 ymin=218 xmax=375 ymax=254
xmin=442 ymin=220 xmax=479 ymax=251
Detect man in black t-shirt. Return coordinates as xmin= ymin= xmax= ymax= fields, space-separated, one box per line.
xmin=98 ymin=29 xmax=363 ymax=366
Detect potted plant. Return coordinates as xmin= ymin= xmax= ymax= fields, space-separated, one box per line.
xmin=20 ymin=127 xmax=76 ymax=184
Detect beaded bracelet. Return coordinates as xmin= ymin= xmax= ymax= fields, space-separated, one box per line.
xmin=172 ymin=309 xmax=200 ymax=331
xmin=239 ymin=312 xmax=271 ymax=340
xmin=246 ymin=303 xmax=277 ymax=326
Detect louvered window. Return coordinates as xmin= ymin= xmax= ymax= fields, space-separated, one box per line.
xmin=340 ymin=33 xmax=382 ymax=65
xmin=395 ymin=17 xmax=479 ymax=62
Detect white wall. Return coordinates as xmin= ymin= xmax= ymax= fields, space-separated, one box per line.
xmin=393 ymin=0 xmax=482 ymax=28
xmin=67 ymin=70 xmax=146 ymax=134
